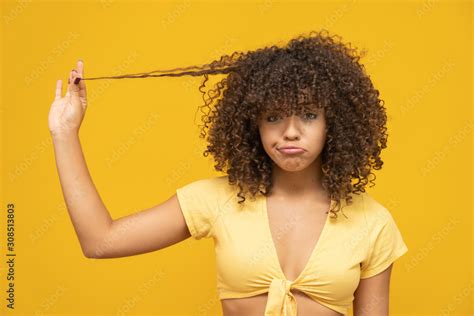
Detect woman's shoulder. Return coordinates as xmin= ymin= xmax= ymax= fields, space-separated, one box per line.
xmin=336 ymin=191 xmax=395 ymax=224
xmin=179 ymin=174 xmax=231 ymax=191
xmin=177 ymin=174 xmax=237 ymax=202
xmin=358 ymin=191 xmax=398 ymax=227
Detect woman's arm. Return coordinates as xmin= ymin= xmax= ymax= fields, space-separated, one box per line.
xmin=52 ymin=132 xmax=113 ymax=256
xmin=50 ymin=60 xmax=192 ymax=259
xmin=52 ymin=132 xmax=192 ymax=258
xmin=353 ymin=264 xmax=392 ymax=316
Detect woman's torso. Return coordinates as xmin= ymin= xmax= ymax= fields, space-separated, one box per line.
xmin=220 ymin=193 xmax=345 ymax=316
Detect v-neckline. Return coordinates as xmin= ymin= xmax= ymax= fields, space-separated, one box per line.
xmin=261 ymin=193 xmax=334 ymax=283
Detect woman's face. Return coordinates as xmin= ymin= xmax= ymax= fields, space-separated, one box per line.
xmin=257 ymin=106 xmax=327 ymax=172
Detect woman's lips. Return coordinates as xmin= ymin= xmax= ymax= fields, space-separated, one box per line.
xmin=278 ymin=147 xmax=305 ymax=154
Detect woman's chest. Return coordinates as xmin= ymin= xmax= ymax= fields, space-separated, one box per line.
xmin=213 ymin=196 xmax=366 ymax=298
xmin=264 ymin=197 xmax=331 ymax=281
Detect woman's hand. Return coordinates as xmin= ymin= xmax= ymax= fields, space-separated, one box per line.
xmin=48 ymin=59 xmax=88 ymax=137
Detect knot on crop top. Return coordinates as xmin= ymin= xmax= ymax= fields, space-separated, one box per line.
xmin=264 ymin=278 xmax=297 ymax=316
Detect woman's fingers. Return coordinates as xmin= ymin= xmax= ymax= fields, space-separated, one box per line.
xmin=55 ymin=80 xmax=62 ymax=101
xmin=66 ymin=70 xmax=73 ymax=96
xmin=77 ymin=59 xmax=84 ymax=76
xmin=76 ymin=59 xmax=87 ymax=98
xmin=64 ymin=60 xmax=85 ymax=99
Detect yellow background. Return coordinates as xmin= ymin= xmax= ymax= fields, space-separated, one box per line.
xmin=0 ymin=0 xmax=472 ymax=315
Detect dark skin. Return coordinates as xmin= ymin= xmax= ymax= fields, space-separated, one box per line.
xmin=260 ymin=106 xmax=392 ymax=315
xmin=49 ymin=60 xmax=392 ymax=316
xmin=222 ymin=106 xmax=392 ymax=316
xmin=257 ymin=106 xmax=328 ymax=199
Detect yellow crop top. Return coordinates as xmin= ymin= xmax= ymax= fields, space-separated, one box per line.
xmin=176 ymin=175 xmax=409 ymax=315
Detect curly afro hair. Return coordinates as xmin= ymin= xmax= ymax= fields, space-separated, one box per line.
xmin=80 ymin=29 xmax=388 ymax=219
xmin=192 ymin=30 xmax=387 ymax=219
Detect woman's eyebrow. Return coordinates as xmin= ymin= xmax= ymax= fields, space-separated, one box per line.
xmin=302 ymin=105 xmax=321 ymax=112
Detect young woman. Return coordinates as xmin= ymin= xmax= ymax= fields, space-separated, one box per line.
xmin=48 ymin=30 xmax=408 ymax=316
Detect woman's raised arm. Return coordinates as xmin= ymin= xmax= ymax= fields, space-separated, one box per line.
xmin=49 ymin=60 xmax=191 ymax=259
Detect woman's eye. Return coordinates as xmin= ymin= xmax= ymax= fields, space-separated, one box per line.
xmin=266 ymin=115 xmax=280 ymax=122
xmin=265 ymin=113 xmax=317 ymax=122
xmin=304 ymin=113 xmax=317 ymax=120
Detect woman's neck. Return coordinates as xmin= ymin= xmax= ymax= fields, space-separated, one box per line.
xmin=269 ymin=157 xmax=328 ymax=199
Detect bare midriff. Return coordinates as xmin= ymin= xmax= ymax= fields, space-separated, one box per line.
xmin=221 ymin=290 xmax=344 ymax=316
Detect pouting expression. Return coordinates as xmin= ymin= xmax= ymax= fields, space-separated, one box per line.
xmin=257 ymin=106 xmax=327 ymax=172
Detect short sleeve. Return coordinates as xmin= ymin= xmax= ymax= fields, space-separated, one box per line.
xmin=360 ymin=195 xmax=409 ymax=279
xmin=176 ymin=177 xmax=224 ymax=240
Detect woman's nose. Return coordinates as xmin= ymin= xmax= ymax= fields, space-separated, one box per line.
xmin=282 ymin=116 xmax=301 ymax=140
